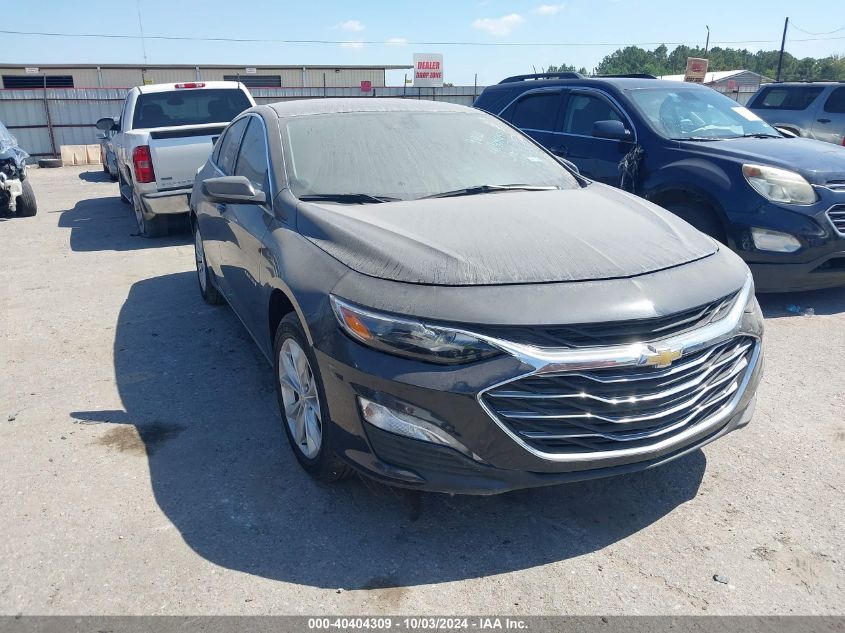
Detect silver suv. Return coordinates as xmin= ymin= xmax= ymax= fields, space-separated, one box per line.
xmin=748 ymin=82 xmax=845 ymax=147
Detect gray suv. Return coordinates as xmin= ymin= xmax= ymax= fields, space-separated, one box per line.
xmin=748 ymin=82 xmax=845 ymax=147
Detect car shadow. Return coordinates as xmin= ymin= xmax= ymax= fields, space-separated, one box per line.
xmin=757 ymin=287 xmax=845 ymax=319
xmin=78 ymin=170 xmax=113 ymax=183
xmin=71 ymin=271 xmax=707 ymax=589
xmin=57 ymin=196 xmax=190 ymax=252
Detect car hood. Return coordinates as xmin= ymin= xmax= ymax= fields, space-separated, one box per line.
xmin=297 ymin=185 xmax=717 ymax=286
xmin=680 ymin=136 xmax=845 ymax=185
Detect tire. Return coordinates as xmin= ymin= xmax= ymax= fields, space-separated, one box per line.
xmin=192 ymin=221 xmax=224 ymax=305
xmin=118 ymin=172 xmax=131 ymax=204
xmin=273 ymin=313 xmax=352 ymax=483
xmin=663 ymin=200 xmax=727 ymax=244
xmin=132 ymin=192 xmax=167 ymax=238
xmin=16 ymin=179 xmax=37 ymax=217
xmin=37 ymin=158 xmax=62 ymax=169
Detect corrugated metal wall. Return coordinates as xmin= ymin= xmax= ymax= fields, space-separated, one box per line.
xmin=0 ymin=86 xmax=484 ymax=157
xmin=0 ymin=67 xmax=391 ymax=89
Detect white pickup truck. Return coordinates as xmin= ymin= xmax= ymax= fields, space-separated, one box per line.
xmin=96 ymin=81 xmax=255 ymax=236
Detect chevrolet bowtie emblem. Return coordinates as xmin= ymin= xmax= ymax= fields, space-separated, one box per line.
xmin=642 ymin=345 xmax=683 ymax=368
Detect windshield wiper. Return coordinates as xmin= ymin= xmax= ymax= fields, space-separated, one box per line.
xmin=736 ymin=133 xmax=782 ymax=139
xmin=299 ymin=193 xmax=399 ymax=204
xmin=421 ymin=184 xmax=559 ymax=199
xmin=669 ymin=136 xmax=723 ymax=142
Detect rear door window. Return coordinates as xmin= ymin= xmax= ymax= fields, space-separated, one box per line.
xmin=132 ymin=88 xmax=252 ymax=128
xmin=750 ymin=86 xmax=824 ymax=110
xmin=215 ymin=117 xmax=249 ymax=175
xmin=562 ymin=92 xmax=623 ymax=136
xmin=823 ymin=87 xmax=845 ymax=114
xmin=508 ymin=92 xmax=562 ymax=131
xmin=234 ymin=118 xmax=270 ymax=194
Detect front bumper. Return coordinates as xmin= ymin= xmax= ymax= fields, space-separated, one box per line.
xmin=315 ymin=280 xmax=764 ymax=495
xmin=728 ymin=193 xmax=845 ymax=292
xmin=140 ymin=187 xmax=192 ymax=216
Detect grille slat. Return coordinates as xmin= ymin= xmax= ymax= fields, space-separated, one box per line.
xmin=828 ymin=205 xmax=845 ymax=234
xmin=475 ymin=293 xmax=739 ymax=349
xmin=482 ymin=336 xmax=756 ymax=454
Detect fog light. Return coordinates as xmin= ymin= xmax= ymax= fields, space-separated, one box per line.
xmin=358 ymin=397 xmax=477 ymax=459
xmin=750 ymin=227 xmax=801 ymax=253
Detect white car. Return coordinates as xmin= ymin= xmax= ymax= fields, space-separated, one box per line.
xmin=97 ymin=81 xmax=255 ymax=236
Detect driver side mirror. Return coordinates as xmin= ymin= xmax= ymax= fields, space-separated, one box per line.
xmin=592 ymin=119 xmax=632 ymax=141
xmin=202 ymin=176 xmax=267 ymax=204
xmin=95 ymin=117 xmax=118 ymax=132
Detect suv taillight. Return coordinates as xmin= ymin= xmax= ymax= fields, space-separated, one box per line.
xmin=132 ymin=145 xmax=155 ymax=183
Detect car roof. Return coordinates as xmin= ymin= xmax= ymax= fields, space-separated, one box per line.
xmin=479 ymin=76 xmax=705 ymax=98
xmin=762 ymin=82 xmax=843 ymax=87
xmin=136 ymin=80 xmax=246 ymax=94
xmin=268 ymin=97 xmax=473 ymax=118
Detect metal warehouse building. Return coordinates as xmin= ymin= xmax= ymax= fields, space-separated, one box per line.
xmin=0 ymin=63 xmax=412 ymax=89
xmin=658 ymin=69 xmax=773 ymax=105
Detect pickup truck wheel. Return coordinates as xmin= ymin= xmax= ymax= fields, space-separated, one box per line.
xmin=193 ymin=224 xmax=224 ymax=305
xmin=16 ymin=179 xmax=38 ymax=217
xmin=663 ymin=201 xmax=727 ymax=244
xmin=132 ymin=193 xmax=167 ymax=238
xmin=274 ymin=314 xmax=352 ymax=483
xmin=118 ymin=173 xmax=131 ymax=204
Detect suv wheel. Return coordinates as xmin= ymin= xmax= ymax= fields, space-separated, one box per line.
xmin=664 ymin=201 xmax=727 ymax=245
xmin=273 ymin=314 xmax=351 ymax=482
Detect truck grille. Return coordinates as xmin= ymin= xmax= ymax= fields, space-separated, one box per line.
xmin=482 ymin=336 xmax=756 ymax=454
xmin=475 ymin=292 xmax=737 ymax=348
xmin=828 ymin=205 xmax=845 ymax=234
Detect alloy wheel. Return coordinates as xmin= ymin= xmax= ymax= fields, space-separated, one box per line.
xmin=278 ymin=338 xmax=323 ymax=459
xmin=194 ymin=228 xmax=207 ymax=293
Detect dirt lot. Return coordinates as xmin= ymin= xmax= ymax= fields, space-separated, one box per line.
xmin=1 ymin=165 xmax=843 ymax=615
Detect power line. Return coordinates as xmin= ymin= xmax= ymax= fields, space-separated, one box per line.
xmin=789 ymin=21 xmax=845 ymax=36
xmin=1 ymin=28 xmax=845 ymax=48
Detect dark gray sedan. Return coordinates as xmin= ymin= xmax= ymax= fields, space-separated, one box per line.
xmin=189 ymin=98 xmax=763 ymax=495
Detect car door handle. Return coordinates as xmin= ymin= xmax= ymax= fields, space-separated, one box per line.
xmin=817 ymin=118 xmax=831 ymax=124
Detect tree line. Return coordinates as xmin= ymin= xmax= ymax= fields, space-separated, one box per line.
xmin=548 ymin=45 xmax=845 ymax=81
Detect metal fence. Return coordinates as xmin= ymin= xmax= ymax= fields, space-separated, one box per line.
xmin=0 ymin=86 xmax=484 ymax=158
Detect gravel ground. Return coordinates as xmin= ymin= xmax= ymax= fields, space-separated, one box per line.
xmin=0 ymin=165 xmax=843 ymax=615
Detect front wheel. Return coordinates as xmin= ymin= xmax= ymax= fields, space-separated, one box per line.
xmin=274 ymin=314 xmax=351 ymax=482
xmin=664 ymin=201 xmax=727 ymax=244
xmin=17 ymin=179 xmax=37 ymax=217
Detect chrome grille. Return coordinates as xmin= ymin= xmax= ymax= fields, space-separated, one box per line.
xmin=828 ymin=205 xmax=845 ymax=235
xmin=482 ymin=336 xmax=756 ymax=454
xmin=474 ymin=292 xmax=738 ymax=349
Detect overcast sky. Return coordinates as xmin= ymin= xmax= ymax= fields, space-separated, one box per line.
xmin=6 ymin=0 xmax=844 ymax=85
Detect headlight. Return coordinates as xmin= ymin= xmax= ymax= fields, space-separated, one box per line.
xmin=330 ymin=296 xmax=501 ymax=364
xmin=742 ymin=164 xmax=817 ymax=205
xmin=750 ymin=227 xmax=801 ymax=253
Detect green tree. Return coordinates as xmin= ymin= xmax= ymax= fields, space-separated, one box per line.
xmin=551 ymin=45 xmax=844 ymax=81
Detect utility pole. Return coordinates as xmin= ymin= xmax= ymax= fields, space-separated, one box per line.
xmin=704 ymin=25 xmax=710 ymax=56
xmin=776 ymin=17 xmax=789 ymax=82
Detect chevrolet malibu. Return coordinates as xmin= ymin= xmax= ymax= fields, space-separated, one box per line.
xmin=189 ymin=99 xmax=764 ymax=495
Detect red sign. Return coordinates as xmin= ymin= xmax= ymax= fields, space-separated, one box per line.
xmin=360 ymin=80 xmax=372 ymax=92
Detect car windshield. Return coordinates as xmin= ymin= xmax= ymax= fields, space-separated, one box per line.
xmin=282 ymin=110 xmax=580 ymax=201
xmin=133 ymin=89 xmax=252 ymax=128
xmin=627 ymin=87 xmax=780 ymax=140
